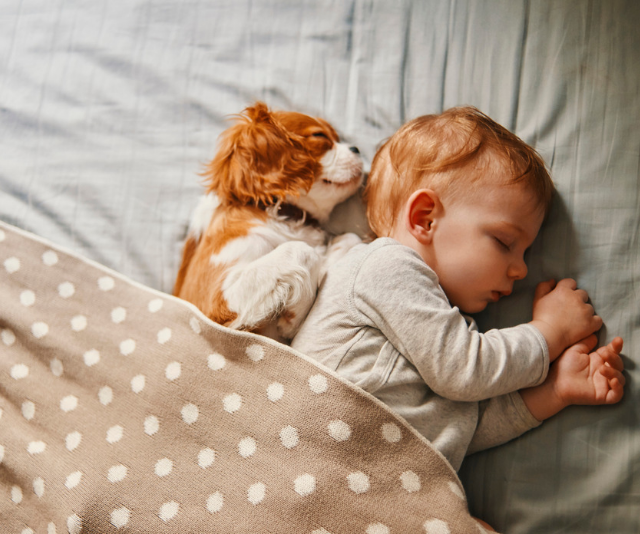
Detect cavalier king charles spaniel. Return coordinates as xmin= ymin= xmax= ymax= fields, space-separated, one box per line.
xmin=173 ymin=102 xmax=363 ymax=341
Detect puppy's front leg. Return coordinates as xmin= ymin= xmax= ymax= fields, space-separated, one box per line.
xmin=222 ymin=241 xmax=323 ymax=337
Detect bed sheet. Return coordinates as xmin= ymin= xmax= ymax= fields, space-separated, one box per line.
xmin=1 ymin=1 xmax=639 ymax=532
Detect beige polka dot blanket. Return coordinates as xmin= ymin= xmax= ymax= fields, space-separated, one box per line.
xmin=0 ymin=221 xmax=489 ymax=534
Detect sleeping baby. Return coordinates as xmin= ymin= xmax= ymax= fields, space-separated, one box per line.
xmin=291 ymin=106 xmax=625 ymax=531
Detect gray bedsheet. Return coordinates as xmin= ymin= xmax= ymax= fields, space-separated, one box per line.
xmin=1 ymin=1 xmax=638 ymax=532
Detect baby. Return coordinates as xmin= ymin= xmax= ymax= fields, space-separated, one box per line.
xmin=292 ymin=106 xmax=625 ymax=475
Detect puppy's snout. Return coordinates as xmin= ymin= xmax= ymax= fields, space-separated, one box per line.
xmin=349 ymin=146 xmax=360 ymax=155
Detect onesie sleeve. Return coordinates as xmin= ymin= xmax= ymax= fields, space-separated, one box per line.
xmin=350 ymin=241 xmax=549 ymax=402
xmin=466 ymin=392 xmax=542 ymax=455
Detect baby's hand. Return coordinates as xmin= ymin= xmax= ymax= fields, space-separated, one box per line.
xmin=530 ymin=279 xmax=603 ymax=361
xmin=550 ymin=335 xmax=625 ymax=407
xmin=520 ymin=335 xmax=625 ymax=422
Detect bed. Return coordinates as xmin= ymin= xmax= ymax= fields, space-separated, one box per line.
xmin=1 ymin=1 xmax=638 ymax=532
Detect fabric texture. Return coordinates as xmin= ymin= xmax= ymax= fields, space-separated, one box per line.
xmin=292 ymin=237 xmax=546 ymax=470
xmin=0 ymin=1 xmax=638 ymax=532
xmin=0 ymin=221 xmax=483 ymax=533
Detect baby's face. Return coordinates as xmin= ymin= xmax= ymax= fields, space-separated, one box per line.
xmin=430 ymin=182 xmax=545 ymax=313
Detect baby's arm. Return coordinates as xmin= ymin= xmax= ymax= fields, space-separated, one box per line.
xmin=519 ymin=335 xmax=625 ymax=421
xmin=529 ymin=278 xmax=603 ymax=361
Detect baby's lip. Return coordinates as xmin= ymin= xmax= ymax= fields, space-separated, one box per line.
xmin=492 ymin=289 xmax=512 ymax=301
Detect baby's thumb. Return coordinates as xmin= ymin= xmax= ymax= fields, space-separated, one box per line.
xmin=534 ymin=279 xmax=556 ymax=302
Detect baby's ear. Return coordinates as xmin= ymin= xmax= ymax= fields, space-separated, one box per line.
xmin=203 ymin=102 xmax=318 ymax=206
xmin=405 ymin=189 xmax=439 ymax=244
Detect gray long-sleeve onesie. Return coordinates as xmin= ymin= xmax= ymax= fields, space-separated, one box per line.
xmin=291 ymin=237 xmax=549 ymax=470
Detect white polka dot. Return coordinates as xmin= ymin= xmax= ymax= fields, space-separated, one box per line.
xmin=400 ymin=470 xmax=421 ymax=493
xmin=99 ymin=386 xmax=113 ymax=406
xmin=27 ymin=441 xmax=46 ymax=455
xmin=144 ymin=415 xmax=159 ymax=436
xmin=423 ymin=519 xmax=451 ymax=534
xmin=294 ymin=474 xmax=316 ymax=497
xmin=198 ymin=448 xmax=215 ymax=468
xmin=159 ymin=501 xmax=179 ymax=522
xmin=50 ymin=358 xmax=64 ymax=377
xmin=1 ymin=329 xmax=16 ymax=346
xmin=58 ymin=282 xmax=75 ymax=299
xmin=328 ymin=420 xmax=351 ymax=442
xmin=448 ymin=480 xmax=465 ymax=500
xmin=83 ymin=349 xmax=100 ymax=367
xmin=312 ymin=529 xmax=333 ymax=534
xmin=247 ymin=482 xmax=266 ymax=505
xmin=33 ymin=477 xmax=45 ymax=497
xmin=382 ymin=422 xmax=402 ymax=443
xmin=22 ymin=528 xmax=34 ymax=534
xmin=22 ymin=401 xmax=35 ymax=420
xmin=11 ymin=485 xmax=23 ymax=503
xmin=67 ymin=515 xmax=82 ymax=534
xmin=11 ymin=364 xmax=29 ymax=380
xmin=131 ymin=374 xmax=146 ymax=393
xmin=31 ymin=322 xmax=49 ymax=338
xmin=181 ymin=403 xmax=199 ymax=424
xmin=4 ymin=256 xmax=20 ymax=273
xmin=366 ymin=524 xmax=390 ymax=534
xmin=66 ymin=431 xmax=82 ymax=451
xmin=246 ymin=344 xmax=264 ymax=362
xmin=108 ymin=464 xmax=128 ymax=483
xmin=70 ymin=315 xmax=87 ymax=331
xmin=111 ymin=307 xmax=126 ymax=323
xmin=110 ymin=507 xmax=130 ymax=528
xmin=165 ymin=362 xmax=181 ymax=380
xmin=155 ymin=458 xmax=173 ymax=477
xmin=42 ymin=250 xmax=58 ymax=266
xmin=347 ymin=471 xmax=370 ymax=494
xmin=280 ymin=426 xmax=299 ymax=449
xmin=208 ymin=352 xmax=226 ymax=371
xmin=65 ymin=471 xmax=83 ymax=489
xmin=98 ymin=276 xmax=115 ymax=291
xmin=267 ymin=382 xmax=284 ymax=402
xmin=119 ymin=339 xmax=136 ymax=356
xmin=106 ymin=425 xmax=124 ymax=444
xmin=148 ymin=298 xmax=163 ymax=313
xmin=309 ymin=374 xmax=328 ymax=394
xmin=238 ymin=437 xmax=257 ymax=458
xmin=20 ymin=290 xmax=35 ymax=306
xmin=206 ymin=492 xmax=224 ymax=513
xmin=0 ymin=444 xmax=4 ymax=463
xmin=223 ymin=393 xmax=242 ymax=414
xmin=157 ymin=327 xmax=172 ymax=344
xmin=47 ymin=523 xmax=56 ymax=534
xmin=60 ymin=395 xmax=78 ymax=412
xmin=189 ymin=317 xmax=201 ymax=333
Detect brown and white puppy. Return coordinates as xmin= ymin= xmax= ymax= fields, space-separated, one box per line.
xmin=173 ymin=102 xmax=363 ymax=340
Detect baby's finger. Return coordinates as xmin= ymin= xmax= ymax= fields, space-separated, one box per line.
xmin=573 ymin=334 xmax=598 ymax=353
xmin=599 ymin=350 xmax=625 ymax=372
xmin=575 ymin=288 xmax=589 ymax=302
xmin=599 ymin=366 xmax=626 ymax=386
xmin=557 ymin=278 xmax=577 ymax=290
xmin=605 ymin=378 xmax=625 ymax=404
xmin=611 ymin=336 xmax=624 ymax=353
xmin=534 ymin=279 xmax=556 ymax=301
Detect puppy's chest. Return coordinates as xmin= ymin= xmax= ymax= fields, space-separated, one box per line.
xmin=210 ymin=217 xmax=328 ymax=267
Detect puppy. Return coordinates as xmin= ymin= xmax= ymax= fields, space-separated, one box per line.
xmin=173 ymin=102 xmax=363 ymax=341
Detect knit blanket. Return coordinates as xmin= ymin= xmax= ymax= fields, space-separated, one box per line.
xmin=0 ymin=220 xmax=488 ymax=533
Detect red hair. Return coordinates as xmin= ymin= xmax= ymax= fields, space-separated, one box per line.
xmin=365 ymin=106 xmax=554 ymax=237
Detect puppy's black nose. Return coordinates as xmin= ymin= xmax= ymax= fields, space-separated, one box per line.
xmin=349 ymin=146 xmax=360 ymax=154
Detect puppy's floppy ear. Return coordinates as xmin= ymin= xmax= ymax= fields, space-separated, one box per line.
xmin=203 ymin=102 xmax=320 ymax=206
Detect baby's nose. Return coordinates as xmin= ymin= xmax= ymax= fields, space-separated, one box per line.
xmin=508 ymin=259 xmax=528 ymax=280
xmin=349 ymin=146 xmax=360 ymax=154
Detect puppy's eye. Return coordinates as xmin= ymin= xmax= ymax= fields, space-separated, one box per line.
xmin=311 ymin=132 xmax=329 ymax=139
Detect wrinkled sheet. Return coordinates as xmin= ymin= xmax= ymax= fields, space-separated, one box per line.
xmin=0 ymin=1 xmax=638 ymax=532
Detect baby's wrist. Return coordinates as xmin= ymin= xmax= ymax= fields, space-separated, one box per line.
xmin=529 ymin=320 xmax=563 ymax=361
